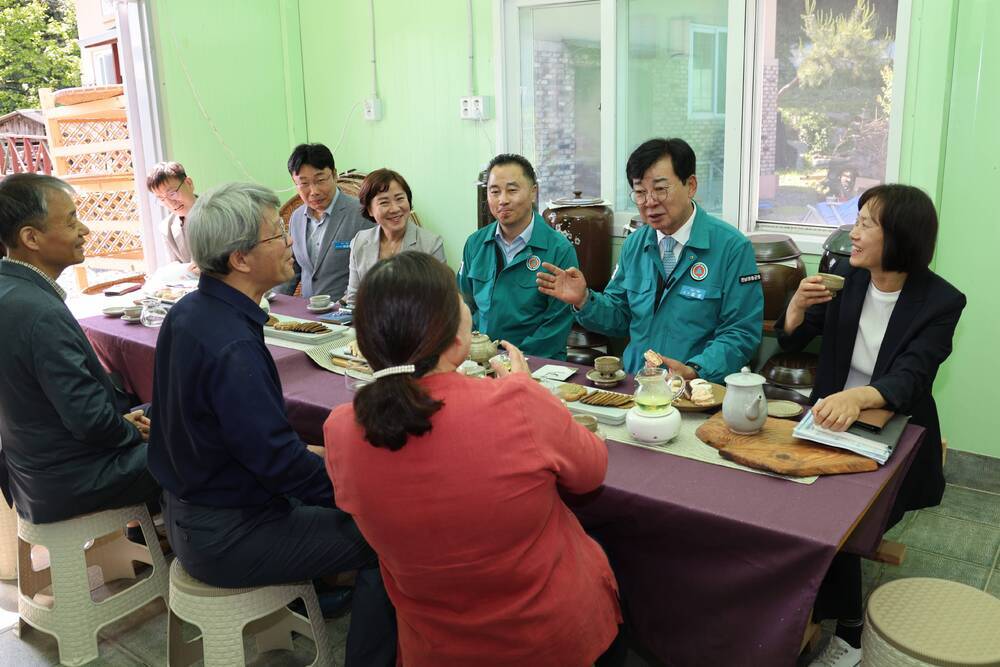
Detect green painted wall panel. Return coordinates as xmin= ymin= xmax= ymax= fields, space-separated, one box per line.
xmin=298 ymin=0 xmax=496 ymax=269
xmin=151 ymin=0 xmax=305 ymax=194
xmin=925 ymin=0 xmax=1000 ymax=457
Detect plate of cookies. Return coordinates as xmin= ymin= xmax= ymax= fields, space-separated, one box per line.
xmin=263 ymin=315 xmax=346 ymax=345
xmin=551 ymin=382 xmax=632 ymax=425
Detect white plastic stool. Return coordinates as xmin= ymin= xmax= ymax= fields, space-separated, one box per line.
xmin=863 ymin=577 xmax=1000 ymax=666
xmin=0 ymin=500 xmax=18 ymax=580
xmin=16 ymin=504 xmax=169 ymax=666
xmin=167 ymin=558 xmax=331 ymax=666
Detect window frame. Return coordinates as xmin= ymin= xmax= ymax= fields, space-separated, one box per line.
xmin=493 ymin=0 xmax=912 ymax=249
xmin=687 ymin=24 xmax=728 ymax=119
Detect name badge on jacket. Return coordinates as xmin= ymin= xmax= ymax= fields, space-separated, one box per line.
xmin=333 ymin=241 xmax=351 ymax=250
xmin=679 ymin=285 xmax=707 ymax=300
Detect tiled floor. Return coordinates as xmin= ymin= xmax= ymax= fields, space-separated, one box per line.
xmin=3 ymin=450 xmax=998 ymax=666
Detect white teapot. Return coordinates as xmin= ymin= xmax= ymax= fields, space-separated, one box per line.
xmin=722 ymin=367 xmax=768 ymax=435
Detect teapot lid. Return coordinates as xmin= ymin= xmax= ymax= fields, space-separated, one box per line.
xmin=724 ymin=366 xmax=767 ymax=387
xmin=549 ymin=191 xmax=607 ymax=207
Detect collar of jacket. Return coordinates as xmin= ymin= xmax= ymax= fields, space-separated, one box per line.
xmin=0 ymin=258 xmax=66 ymax=300
xmin=640 ymin=200 xmax=711 ymax=253
xmin=197 ymin=273 xmax=269 ymax=326
xmin=481 ymin=210 xmax=551 ymax=251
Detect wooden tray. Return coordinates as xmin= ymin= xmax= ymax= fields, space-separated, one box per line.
xmin=695 ymin=413 xmax=878 ymax=477
xmin=673 ymin=382 xmax=725 ymax=412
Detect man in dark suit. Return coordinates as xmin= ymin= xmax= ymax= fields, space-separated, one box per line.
xmin=275 ymin=143 xmax=373 ymax=298
xmin=0 ymin=174 xmax=158 ymax=522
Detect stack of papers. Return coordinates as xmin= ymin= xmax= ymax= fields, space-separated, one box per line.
xmin=792 ymin=410 xmax=910 ymax=465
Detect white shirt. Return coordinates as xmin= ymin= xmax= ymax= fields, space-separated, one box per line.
xmin=655 ymin=202 xmax=697 ymax=263
xmin=844 ymin=282 xmax=901 ymax=390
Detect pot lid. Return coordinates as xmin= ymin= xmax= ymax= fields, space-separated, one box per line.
xmin=823 ymin=224 xmax=855 ymax=255
xmin=549 ymin=191 xmax=607 ymax=207
xmin=724 ymin=366 xmax=767 ymax=387
xmin=748 ymin=233 xmax=802 ymax=262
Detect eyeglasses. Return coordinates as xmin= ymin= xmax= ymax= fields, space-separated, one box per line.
xmin=293 ymin=175 xmax=333 ymax=191
xmin=154 ymin=180 xmax=186 ymax=203
xmin=251 ymin=226 xmax=290 ymax=248
xmin=629 ymin=186 xmax=672 ymax=207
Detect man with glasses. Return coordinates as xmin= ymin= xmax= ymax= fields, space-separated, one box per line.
xmin=538 ymin=138 xmax=763 ymax=381
xmin=148 ymin=182 xmax=397 ymax=666
xmin=146 ymin=161 xmax=198 ymax=264
xmin=276 ymin=143 xmax=372 ymax=298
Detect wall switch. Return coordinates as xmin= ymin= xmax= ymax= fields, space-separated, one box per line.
xmin=459 ymin=95 xmax=492 ymax=120
xmin=363 ymin=98 xmax=383 ymax=121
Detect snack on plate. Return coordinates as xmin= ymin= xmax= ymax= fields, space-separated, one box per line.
xmin=643 ymin=349 xmax=662 ymax=367
xmin=265 ymin=315 xmax=279 ymax=327
xmin=580 ymin=390 xmax=634 ymax=408
xmin=557 ymin=384 xmax=588 ymax=402
xmin=272 ymin=321 xmax=330 ymax=334
xmin=153 ymin=287 xmax=189 ymax=302
xmin=347 ymin=340 xmax=363 ymax=358
xmin=689 ymin=379 xmax=715 ymax=406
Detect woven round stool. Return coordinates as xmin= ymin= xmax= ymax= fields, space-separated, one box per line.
xmin=863 ymin=577 xmax=1000 ymax=666
xmin=167 ymin=559 xmax=331 ymax=666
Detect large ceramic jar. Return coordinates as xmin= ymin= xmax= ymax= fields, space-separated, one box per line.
xmin=819 ymin=224 xmax=854 ymax=276
xmin=749 ymin=233 xmax=807 ymax=321
xmin=543 ymin=192 xmax=614 ymax=291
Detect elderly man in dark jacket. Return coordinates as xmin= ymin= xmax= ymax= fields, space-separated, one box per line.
xmin=0 ymin=173 xmax=158 ymax=523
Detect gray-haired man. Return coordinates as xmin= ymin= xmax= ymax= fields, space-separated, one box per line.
xmin=0 ymin=173 xmax=158 ymax=522
xmin=148 ymin=182 xmax=396 ymax=666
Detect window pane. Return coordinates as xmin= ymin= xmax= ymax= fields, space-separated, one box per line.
xmin=758 ymin=0 xmax=900 ymax=226
xmin=518 ymin=3 xmax=601 ymax=207
xmin=618 ymin=0 xmax=730 ymax=215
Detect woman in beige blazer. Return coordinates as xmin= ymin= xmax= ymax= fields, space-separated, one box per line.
xmin=341 ymin=169 xmax=446 ymax=306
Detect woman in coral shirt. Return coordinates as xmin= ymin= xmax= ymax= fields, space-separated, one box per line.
xmin=324 ymin=251 xmax=623 ymax=667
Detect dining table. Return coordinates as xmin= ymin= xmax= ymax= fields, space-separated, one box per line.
xmin=79 ymin=293 xmax=922 ymax=667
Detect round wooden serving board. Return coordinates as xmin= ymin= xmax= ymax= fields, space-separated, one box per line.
xmin=695 ymin=413 xmax=878 ymax=477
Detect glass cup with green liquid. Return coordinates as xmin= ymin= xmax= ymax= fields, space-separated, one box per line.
xmin=633 ymin=367 xmax=685 ymax=415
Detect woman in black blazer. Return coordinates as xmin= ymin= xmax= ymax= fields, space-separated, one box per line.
xmin=776 ymin=184 xmax=966 ymax=667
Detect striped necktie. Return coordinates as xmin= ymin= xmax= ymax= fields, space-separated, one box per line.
xmin=660 ymin=236 xmax=677 ymax=278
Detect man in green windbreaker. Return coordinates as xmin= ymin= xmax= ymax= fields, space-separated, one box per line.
xmin=538 ymin=138 xmax=763 ymax=381
xmin=457 ymin=154 xmax=578 ymax=360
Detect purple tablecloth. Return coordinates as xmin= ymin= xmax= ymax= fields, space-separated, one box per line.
xmin=79 ymin=294 xmax=921 ymax=666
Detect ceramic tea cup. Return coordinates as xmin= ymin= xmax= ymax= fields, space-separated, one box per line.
xmin=122 ymin=305 xmax=142 ymax=319
xmin=594 ymin=355 xmax=622 ymax=377
xmin=816 ymin=272 xmax=845 ymax=295
xmin=309 ymin=294 xmax=332 ymax=308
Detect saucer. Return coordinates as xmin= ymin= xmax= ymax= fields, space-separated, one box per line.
xmin=307 ymin=304 xmax=335 ymax=313
xmin=586 ymin=369 xmax=626 ymax=388
xmin=120 ymin=315 xmax=141 ymax=324
xmin=102 ymin=306 xmax=125 ymax=317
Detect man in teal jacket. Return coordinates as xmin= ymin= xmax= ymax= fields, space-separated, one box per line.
xmin=458 ymin=154 xmax=578 ymax=360
xmin=538 ymin=138 xmax=762 ymax=381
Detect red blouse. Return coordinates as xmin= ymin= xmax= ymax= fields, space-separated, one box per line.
xmin=324 ymin=372 xmax=621 ymax=667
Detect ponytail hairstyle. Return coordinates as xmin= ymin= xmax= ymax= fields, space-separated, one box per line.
xmin=352 ymin=251 xmax=461 ymax=450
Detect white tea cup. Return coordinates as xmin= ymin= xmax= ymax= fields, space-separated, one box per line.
xmin=309 ymin=294 xmax=331 ymax=308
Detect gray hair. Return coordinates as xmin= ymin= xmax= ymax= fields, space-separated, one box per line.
xmin=187 ymin=182 xmax=281 ymax=275
xmin=0 ymin=174 xmax=76 ymax=249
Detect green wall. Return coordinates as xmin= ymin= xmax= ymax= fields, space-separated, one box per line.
xmin=150 ymin=0 xmax=997 ymax=456
xmin=908 ymin=0 xmax=999 ymax=457
xmin=150 ymin=0 xmax=306 ymax=196
xmin=297 ymin=0 xmax=496 ymax=268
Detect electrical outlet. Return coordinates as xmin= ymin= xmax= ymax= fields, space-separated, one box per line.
xmin=459 ymin=95 xmax=492 ymax=120
xmin=363 ymin=98 xmax=383 ymax=121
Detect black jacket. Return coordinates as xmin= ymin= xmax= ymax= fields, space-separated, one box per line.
xmin=776 ymin=267 xmax=966 ymax=519
xmin=0 ymin=261 xmax=147 ymax=522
